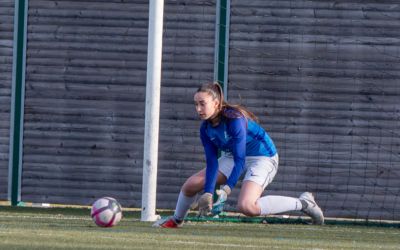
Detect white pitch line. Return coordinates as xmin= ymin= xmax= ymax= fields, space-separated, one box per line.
xmin=167 ymin=240 xmax=272 ymax=249
xmin=0 ymin=214 xmax=91 ymax=221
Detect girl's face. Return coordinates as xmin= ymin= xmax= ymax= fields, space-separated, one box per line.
xmin=194 ymin=91 xmax=220 ymax=120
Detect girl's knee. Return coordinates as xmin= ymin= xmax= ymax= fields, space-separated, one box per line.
xmin=237 ymin=201 xmax=260 ymax=217
xmin=182 ymin=175 xmax=204 ymax=196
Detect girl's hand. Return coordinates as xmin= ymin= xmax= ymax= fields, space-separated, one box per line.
xmin=197 ymin=192 xmax=213 ymax=216
xmin=211 ymin=185 xmax=231 ymax=215
xmin=216 ymin=185 xmax=231 ymax=203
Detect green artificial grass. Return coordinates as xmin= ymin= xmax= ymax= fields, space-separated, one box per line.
xmin=0 ymin=206 xmax=399 ymax=250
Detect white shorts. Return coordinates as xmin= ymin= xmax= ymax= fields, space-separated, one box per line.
xmin=218 ymin=154 xmax=279 ymax=190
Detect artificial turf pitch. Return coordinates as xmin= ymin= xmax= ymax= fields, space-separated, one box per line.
xmin=0 ymin=206 xmax=399 ymax=249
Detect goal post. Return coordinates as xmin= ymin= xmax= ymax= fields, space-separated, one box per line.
xmin=141 ymin=0 xmax=165 ymax=222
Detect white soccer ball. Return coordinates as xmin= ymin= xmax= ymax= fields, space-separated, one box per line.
xmin=91 ymin=197 xmax=122 ymax=227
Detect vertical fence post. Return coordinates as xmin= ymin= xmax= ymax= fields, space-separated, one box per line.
xmin=214 ymin=0 xmax=230 ymax=98
xmin=8 ymin=0 xmax=28 ymax=206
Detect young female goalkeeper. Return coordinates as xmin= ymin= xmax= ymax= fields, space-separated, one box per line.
xmin=154 ymin=82 xmax=324 ymax=228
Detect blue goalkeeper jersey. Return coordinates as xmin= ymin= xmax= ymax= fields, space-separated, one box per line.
xmin=200 ymin=109 xmax=277 ymax=193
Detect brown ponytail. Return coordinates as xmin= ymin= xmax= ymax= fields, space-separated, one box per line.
xmin=196 ymin=82 xmax=259 ymax=123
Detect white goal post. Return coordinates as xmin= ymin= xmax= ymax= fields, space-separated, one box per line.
xmin=141 ymin=0 xmax=164 ymax=222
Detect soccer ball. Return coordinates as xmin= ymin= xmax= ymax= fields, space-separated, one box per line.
xmin=91 ymin=197 xmax=122 ymax=227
